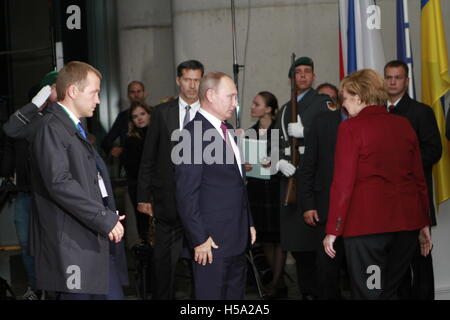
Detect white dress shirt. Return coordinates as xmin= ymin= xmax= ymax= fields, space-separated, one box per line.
xmin=58 ymin=102 xmax=80 ymax=126
xmin=387 ymin=97 xmax=402 ymax=110
xmin=179 ymin=97 xmax=201 ymax=129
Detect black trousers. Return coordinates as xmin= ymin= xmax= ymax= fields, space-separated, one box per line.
xmin=151 ymin=219 xmax=184 ymax=300
xmin=291 ymin=251 xmax=317 ymax=298
xmin=315 ymin=226 xmax=345 ymax=300
xmin=398 ymin=245 xmax=435 ymax=300
xmin=344 ymin=230 xmax=419 ymax=300
xmin=128 ymin=184 xmax=150 ymax=242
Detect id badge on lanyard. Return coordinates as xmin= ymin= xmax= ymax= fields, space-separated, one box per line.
xmin=98 ymin=172 xmax=108 ymax=198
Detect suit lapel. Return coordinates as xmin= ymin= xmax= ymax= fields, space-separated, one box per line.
xmin=197 ymin=113 xmax=243 ymax=180
xmin=224 ymin=121 xmax=244 ymax=180
xmin=75 ymin=128 xmax=96 ymax=156
xmin=75 ymin=130 xmax=94 ymax=149
xmin=166 ymin=98 xmax=180 ymax=136
xmin=393 ymin=94 xmax=410 ymax=115
xmin=49 ymin=104 xmax=95 ymax=155
xmin=49 ymin=104 xmax=78 ymax=134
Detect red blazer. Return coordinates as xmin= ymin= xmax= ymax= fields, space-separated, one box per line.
xmin=326 ymin=106 xmax=430 ymax=237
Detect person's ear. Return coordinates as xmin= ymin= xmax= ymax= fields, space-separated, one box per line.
xmin=206 ymin=88 xmax=215 ymax=103
xmin=354 ymin=95 xmax=361 ymax=105
xmin=66 ymin=84 xmax=78 ymax=100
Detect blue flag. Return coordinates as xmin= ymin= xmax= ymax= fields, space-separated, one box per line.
xmin=396 ymin=0 xmax=416 ymax=98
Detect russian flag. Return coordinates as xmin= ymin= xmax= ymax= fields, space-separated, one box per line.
xmin=339 ymin=0 xmax=386 ymax=78
xmin=396 ymin=0 xmax=416 ymax=99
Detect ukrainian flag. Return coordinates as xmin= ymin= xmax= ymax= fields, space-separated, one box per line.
xmin=421 ymin=0 xmax=450 ymax=204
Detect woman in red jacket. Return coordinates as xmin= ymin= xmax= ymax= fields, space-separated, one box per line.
xmin=323 ymin=69 xmax=432 ymax=299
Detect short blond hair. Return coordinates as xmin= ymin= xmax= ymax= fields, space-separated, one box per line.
xmin=56 ymin=61 xmax=102 ymax=101
xmin=339 ymin=69 xmax=388 ymax=106
xmin=199 ymin=72 xmax=230 ymax=102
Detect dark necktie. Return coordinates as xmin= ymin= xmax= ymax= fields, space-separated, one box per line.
xmin=76 ymin=122 xmax=87 ymax=139
xmin=388 ymin=104 xmax=396 ymax=112
xmin=183 ymin=105 xmax=191 ymax=128
xmin=220 ymin=121 xmax=228 ymax=144
xmin=221 ymin=121 xmax=242 ymax=176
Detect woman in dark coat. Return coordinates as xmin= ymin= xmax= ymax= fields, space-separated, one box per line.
xmin=245 ymin=91 xmax=286 ymax=298
xmin=324 ymin=69 xmax=432 ymax=299
xmin=123 ymin=102 xmax=153 ymax=243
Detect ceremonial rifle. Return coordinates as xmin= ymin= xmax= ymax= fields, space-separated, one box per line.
xmin=283 ymin=53 xmax=300 ymax=206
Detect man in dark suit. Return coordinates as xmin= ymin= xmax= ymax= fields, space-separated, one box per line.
xmin=298 ymin=103 xmax=348 ymax=300
xmin=174 ymin=72 xmax=256 ymax=299
xmin=273 ymin=56 xmax=332 ymax=300
xmin=27 ymin=61 xmax=128 ymax=299
xmin=101 ymin=81 xmax=147 ymax=159
xmin=384 ymin=60 xmax=442 ymax=300
xmin=137 ymin=60 xmax=204 ymax=299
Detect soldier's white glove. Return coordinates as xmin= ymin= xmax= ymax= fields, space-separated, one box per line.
xmin=276 ymin=159 xmax=296 ymax=177
xmin=31 ymin=85 xmax=51 ymax=108
xmin=287 ymin=115 xmax=304 ymax=138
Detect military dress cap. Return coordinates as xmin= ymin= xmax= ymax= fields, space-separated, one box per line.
xmin=288 ymin=56 xmax=314 ymax=78
xmin=40 ymin=70 xmax=58 ymax=87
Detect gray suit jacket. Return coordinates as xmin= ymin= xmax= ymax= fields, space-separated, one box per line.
xmin=28 ymin=103 xmax=128 ymax=294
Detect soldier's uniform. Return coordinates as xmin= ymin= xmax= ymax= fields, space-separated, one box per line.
xmin=275 ymin=88 xmax=332 ymax=252
xmin=273 ymin=56 xmax=333 ymax=299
